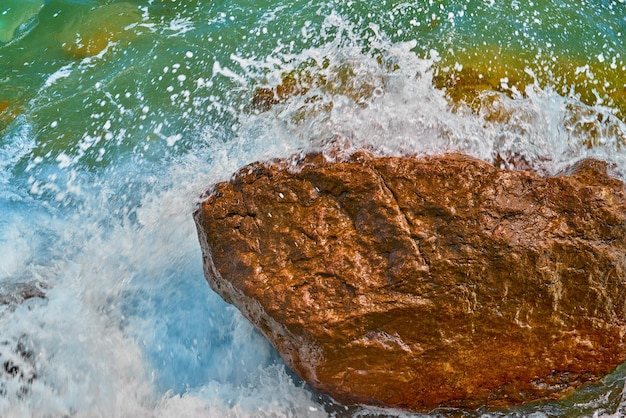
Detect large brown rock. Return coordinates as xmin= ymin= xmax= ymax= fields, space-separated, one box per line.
xmin=194 ymin=151 xmax=626 ymax=412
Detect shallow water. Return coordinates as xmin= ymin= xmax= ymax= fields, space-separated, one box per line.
xmin=0 ymin=0 xmax=625 ymax=416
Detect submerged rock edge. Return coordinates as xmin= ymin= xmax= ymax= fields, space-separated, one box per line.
xmin=194 ymin=151 xmax=626 ymax=412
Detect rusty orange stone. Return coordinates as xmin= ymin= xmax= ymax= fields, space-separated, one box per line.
xmin=195 ymin=152 xmax=626 ymax=412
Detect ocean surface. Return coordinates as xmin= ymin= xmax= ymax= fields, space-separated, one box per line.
xmin=0 ymin=0 xmax=625 ymax=416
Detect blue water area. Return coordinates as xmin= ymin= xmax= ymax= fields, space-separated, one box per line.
xmin=118 ymin=250 xmax=281 ymax=395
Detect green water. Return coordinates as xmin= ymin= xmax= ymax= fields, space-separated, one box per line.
xmin=2 ymin=1 xmax=624 ymax=167
xmin=1 ymin=0 xmax=625 ymax=416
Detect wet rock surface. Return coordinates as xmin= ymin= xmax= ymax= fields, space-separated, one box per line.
xmin=0 ymin=282 xmax=46 ymax=307
xmin=58 ymin=3 xmax=143 ymax=58
xmin=194 ymin=151 xmax=626 ymax=412
xmin=0 ymin=336 xmax=37 ymax=399
xmin=0 ymin=283 xmax=45 ymax=398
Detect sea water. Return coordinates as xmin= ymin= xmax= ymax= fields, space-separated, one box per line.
xmin=0 ymin=0 xmax=625 ymax=417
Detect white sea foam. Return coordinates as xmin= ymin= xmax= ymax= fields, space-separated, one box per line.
xmin=42 ymin=64 xmax=74 ymax=89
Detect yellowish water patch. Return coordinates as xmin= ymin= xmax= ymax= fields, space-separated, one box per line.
xmin=433 ymin=47 xmax=626 ymax=121
xmin=57 ymin=3 xmax=143 ymax=59
xmin=0 ymin=100 xmax=19 ymax=131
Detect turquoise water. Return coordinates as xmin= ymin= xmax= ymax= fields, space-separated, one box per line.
xmin=0 ymin=0 xmax=625 ymax=416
